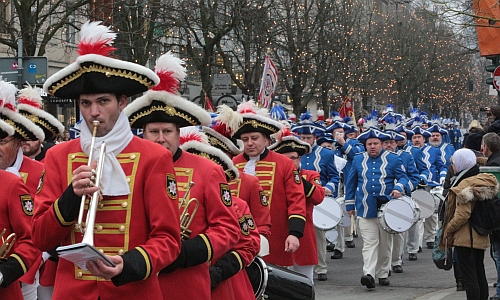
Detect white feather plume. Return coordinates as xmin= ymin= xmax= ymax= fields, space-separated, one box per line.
xmin=155 ymin=51 xmax=187 ymax=82
xmin=79 ymin=20 xmax=116 ymax=45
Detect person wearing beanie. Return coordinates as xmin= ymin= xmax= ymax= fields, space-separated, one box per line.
xmin=32 ymin=21 xmax=181 ymax=300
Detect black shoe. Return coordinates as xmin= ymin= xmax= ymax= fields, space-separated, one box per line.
xmin=456 ymin=279 xmax=464 ymax=291
xmin=388 ymin=270 xmax=391 ymax=277
xmin=331 ymin=249 xmax=343 ymax=259
xmin=426 ymin=242 xmax=434 ymax=249
xmin=361 ymin=274 xmax=375 ymax=288
xmin=495 ymin=282 xmax=498 ymax=288
xmin=318 ymin=274 xmax=327 ymax=281
xmin=379 ymin=278 xmax=390 ymax=286
xmin=353 ymin=232 xmax=358 ymax=238
xmin=392 ymin=265 xmax=403 ymax=273
xmin=326 ymin=243 xmax=335 ymax=252
xmin=418 ymin=246 xmax=422 ymax=253
xmin=409 ymin=253 xmax=417 ymax=261
xmin=345 ymin=241 xmax=355 ymax=248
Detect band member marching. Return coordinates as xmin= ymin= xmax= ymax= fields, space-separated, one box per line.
xmin=124 ymin=52 xmax=239 ymax=299
xmin=32 ymin=21 xmax=182 ymax=300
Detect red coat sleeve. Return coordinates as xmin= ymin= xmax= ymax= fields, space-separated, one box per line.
xmin=283 ymin=159 xmax=306 ymax=237
xmin=0 ymin=172 xmax=40 ymax=287
xmin=305 ymin=170 xmax=325 ymax=205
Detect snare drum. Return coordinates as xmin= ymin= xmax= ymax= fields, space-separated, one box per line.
xmin=336 ymin=197 xmax=352 ymax=227
xmin=412 ymin=190 xmax=437 ymax=219
xmin=399 ymin=195 xmax=421 ymax=225
xmin=246 ymin=257 xmax=315 ymax=300
xmin=378 ymin=200 xmax=415 ymax=234
xmin=313 ymin=196 xmax=342 ymax=230
xmin=430 ymin=186 xmax=445 ymax=203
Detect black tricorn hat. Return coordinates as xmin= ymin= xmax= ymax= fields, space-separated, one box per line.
xmin=43 ymin=21 xmax=159 ymax=99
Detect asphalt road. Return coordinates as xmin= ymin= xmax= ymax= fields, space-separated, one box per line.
xmin=313 ymin=235 xmax=498 ymax=300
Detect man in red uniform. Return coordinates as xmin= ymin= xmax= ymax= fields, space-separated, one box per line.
xmin=203 ymin=104 xmax=271 ymax=240
xmin=268 ymin=129 xmax=325 ymax=280
xmin=178 ymin=133 xmax=259 ymax=300
xmin=16 ymin=83 xmax=66 ymax=300
xmin=0 ymin=78 xmax=46 ymax=300
xmin=124 ymin=52 xmax=239 ymax=299
xmin=0 ymin=169 xmax=41 ymax=300
xmin=232 ymin=101 xmax=306 ymax=267
xmin=31 ymin=21 xmax=181 ymax=300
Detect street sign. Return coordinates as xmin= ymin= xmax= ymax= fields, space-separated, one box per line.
xmin=0 ymin=57 xmax=48 ymax=85
xmin=493 ymin=65 xmax=500 ymax=91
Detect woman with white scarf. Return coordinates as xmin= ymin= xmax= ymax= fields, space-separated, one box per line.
xmin=440 ymin=149 xmax=499 ymax=300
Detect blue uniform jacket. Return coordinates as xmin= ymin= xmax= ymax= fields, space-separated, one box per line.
xmin=420 ymin=145 xmax=447 ymax=187
xmin=301 ymin=144 xmax=340 ymax=197
xmin=436 ymin=142 xmax=455 ymax=168
xmin=402 ymin=145 xmax=430 ymax=185
xmin=334 ymin=138 xmax=365 ymax=183
xmin=397 ymin=149 xmax=420 ymax=195
xmin=345 ymin=150 xmax=409 ymax=218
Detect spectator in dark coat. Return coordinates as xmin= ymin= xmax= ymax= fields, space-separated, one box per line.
xmin=482 ymin=132 xmax=500 ymax=300
xmin=488 ymin=106 xmax=500 ymax=135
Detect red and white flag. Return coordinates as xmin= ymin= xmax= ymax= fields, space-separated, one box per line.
xmin=339 ymin=96 xmax=354 ymax=119
xmin=258 ymin=55 xmax=278 ymax=108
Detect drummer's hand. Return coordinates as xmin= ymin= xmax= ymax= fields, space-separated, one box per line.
xmin=324 ymin=187 xmax=332 ymax=196
xmin=347 ymin=210 xmax=355 ymax=217
xmin=390 ymin=190 xmax=402 ymax=199
xmin=86 ymin=255 xmax=123 ymax=279
xmin=285 ymin=235 xmax=300 ymax=253
xmin=72 ymin=160 xmax=99 ymax=197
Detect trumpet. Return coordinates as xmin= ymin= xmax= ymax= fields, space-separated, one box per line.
xmin=77 ymin=120 xmax=106 ymax=247
xmin=0 ymin=228 xmax=16 ymax=262
xmin=179 ymin=182 xmax=199 ymax=240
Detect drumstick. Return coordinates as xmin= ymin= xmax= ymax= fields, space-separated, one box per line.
xmin=351 ymin=214 xmax=357 ymax=236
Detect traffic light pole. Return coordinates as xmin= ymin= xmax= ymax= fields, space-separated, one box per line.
xmin=17 ymin=39 xmax=23 ymax=89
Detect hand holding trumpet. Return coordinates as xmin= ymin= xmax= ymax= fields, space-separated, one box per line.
xmin=72 ymin=160 xmax=99 ymax=197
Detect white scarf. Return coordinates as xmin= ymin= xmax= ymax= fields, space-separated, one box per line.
xmin=6 ymin=148 xmax=23 ymax=177
xmin=80 ymin=112 xmax=133 ymax=196
xmin=243 ymin=156 xmax=259 ymax=176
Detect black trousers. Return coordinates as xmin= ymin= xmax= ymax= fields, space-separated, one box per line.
xmin=455 ymin=246 xmax=489 ymax=300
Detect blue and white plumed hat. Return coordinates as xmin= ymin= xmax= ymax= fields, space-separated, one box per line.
xmin=269 ymin=104 xmax=287 ymax=121
xmin=357 ymin=128 xmax=392 ymax=143
xmin=383 ymin=103 xmax=395 ymax=114
xmin=343 ymin=116 xmax=355 ymax=126
xmin=291 ymin=110 xmax=325 ymax=135
xmin=330 ymin=111 xmax=343 ymax=122
xmin=363 ymin=110 xmax=379 ymax=130
xmin=384 ymin=116 xmax=405 ymax=141
xmin=325 ymin=120 xmax=349 ymax=132
xmin=395 ymin=124 xmax=414 ymax=137
xmin=427 ymin=124 xmax=448 ymax=135
xmin=344 ymin=124 xmax=358 ymax=135
xmin=317 ymin=133 xmax=335 ymax=146
xmin=409 ymin=108 xmax=419 ymax=119
xmin=411 ymin=125 xmax=431 ymax=138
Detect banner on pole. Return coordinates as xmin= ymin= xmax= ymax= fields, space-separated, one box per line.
xmin=258 ymin=55 xmax=278 ymax=108
xmin=339 ymin=96 xmax=354 ymax=119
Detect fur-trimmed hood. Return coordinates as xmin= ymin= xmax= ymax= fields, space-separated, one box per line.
xmin=450 ymin=173 xmax=499 ymax=205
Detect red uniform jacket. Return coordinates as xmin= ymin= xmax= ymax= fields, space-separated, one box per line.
xmin=31 ymin=137 xmax=181 ymax=300
xmin=0 ymin=170 xmax=40 ymax=300
xmin=211 ymin=197 xmax=259 ymax=300
xmin=294 ymin=169 xmax=324 ymax=266
xmin=229 ymin=171 xmax=271 ymax=240
xmin=159 ymin=149 xmax=239 ymax=300
xmin=18 ymin=155 xmax=44 ymax=284
xmin=233 ymin=149 xmax=306 ymax=266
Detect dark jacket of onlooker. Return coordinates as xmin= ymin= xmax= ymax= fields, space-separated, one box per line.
xmin=486 ymin=151 xmax=500 ymax=166
xmin=488 ymin=117 xmax=500 ymax=135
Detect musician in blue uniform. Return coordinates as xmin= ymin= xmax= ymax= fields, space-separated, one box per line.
xmin=450 ymin=119 xmax=462 ymax=150
xmin=345 ymin=128 xmax=409 ymax=289
xmin=292 ymin=113 xmax=339 ymax=282
xmin=428 ymin=124 xmax=455 ymax=168
xmin=326 ymin=120 xmax=365 ymax=253
xmin=384 ymin=119 xmax=420 ymax=274
xmin=411 ymin=125 xmax=446 ymax=251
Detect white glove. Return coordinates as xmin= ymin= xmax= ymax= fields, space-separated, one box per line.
xmin=0 ymin=271 xmax=3 ymax=285
xmin=440 ymin=177 xmax=445 ymax=185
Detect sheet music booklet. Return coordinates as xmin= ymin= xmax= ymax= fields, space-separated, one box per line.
xmin=56 ymin=243 xmax=116 ymax=270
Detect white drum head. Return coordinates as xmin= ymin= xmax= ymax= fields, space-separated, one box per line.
xmin=380 ymin=200 xmax=414 ymax=233
xmin=313 ymin=196 xmax=342 ymax=230
xmin=336 ymin=197 xmax=351 ymax=227
xmin=412 ymin=190 xmax=436 ymax=218
xmin=325 ymin=229 xmax=338 ymax=243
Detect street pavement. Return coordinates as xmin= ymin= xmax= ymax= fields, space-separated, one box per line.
xmin=313 ymin=235 xmax=497 ymax=300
